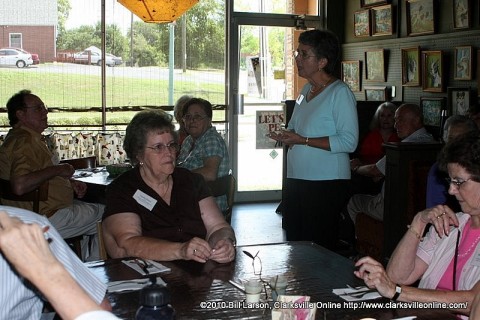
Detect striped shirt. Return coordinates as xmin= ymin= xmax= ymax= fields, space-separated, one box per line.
xmin=0 ymin=205 xmax=107 ymax=320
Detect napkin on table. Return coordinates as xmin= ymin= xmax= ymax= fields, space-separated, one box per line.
xmin=332 ymin=286 xmax=382 ymax=301
xmin=108 ymin=276 xmax=167 ymax=293
xmin=122 ymin=259 xmax=171 ymax=275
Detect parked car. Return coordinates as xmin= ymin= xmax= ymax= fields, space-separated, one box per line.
xmin=73 ymin=50 xmax=116 ymax=67
xmin=7 ymin=48 xmax=40 ymax=65
xmin=107 ymin=53 xmax=123 ymax=65
xmin=0 ymin=48 xmax=33 ymax=68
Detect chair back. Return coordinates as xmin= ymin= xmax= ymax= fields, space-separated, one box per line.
xmin=60 ymin=156 xmax=97 ymax=169
xmin=0 ymin=179 xmax=48 ymax=213
xmin=207 ymin=174 xmax=235 ymax=223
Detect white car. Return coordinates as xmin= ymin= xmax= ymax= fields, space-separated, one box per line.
xmin=73 ymin=50 xmax=116 ymax=67
xmin=0 ymin=48 xmax=33 ymax=68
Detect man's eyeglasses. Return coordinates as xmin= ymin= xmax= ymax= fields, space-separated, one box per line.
xmin=293 ymin=50 xmax=317 ymax=60
xmin=183 ymin=114 xmax=207 ymax=122
xmin=25 ymin=105 xmax=48 ymax=113
xmin=445 ymin=177 xmax=475 ymax=189
xmin=146 ymin=142 xmax=179 ymax=154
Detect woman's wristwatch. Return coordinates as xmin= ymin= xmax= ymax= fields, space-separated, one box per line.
xmin=391 ymin=284 xmax=402 ymax=301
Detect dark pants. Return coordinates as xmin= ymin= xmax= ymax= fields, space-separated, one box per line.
xmin=283 ymin=178 xmax=350 ymax=251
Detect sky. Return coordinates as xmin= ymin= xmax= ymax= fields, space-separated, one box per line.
xmin=65 ymin=0 xmax=140 ymax=35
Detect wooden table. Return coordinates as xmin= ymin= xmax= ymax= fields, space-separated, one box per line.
xmin=86 ymin=242 xmax=457 ymax=319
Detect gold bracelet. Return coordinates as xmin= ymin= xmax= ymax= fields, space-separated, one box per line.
xmin=407 ymin=225 xmax=424 ymax=241
xmin=305 ymin=137 xmax=309 ymax=146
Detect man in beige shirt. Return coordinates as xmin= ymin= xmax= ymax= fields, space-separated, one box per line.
xmin=0 ymin=90 xmax=103 ymax=261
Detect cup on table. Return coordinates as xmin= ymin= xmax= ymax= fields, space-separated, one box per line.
xmin=244 ymin=279 xmax=263 ymax=303
xmin=269 ymin=275 xmax=287 ymax=301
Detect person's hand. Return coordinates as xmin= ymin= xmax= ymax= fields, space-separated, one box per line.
xmin=209 ymin=238 xmax=236 ymax=264
xmin=56 ymin=163 xmax=75 ymax=178
xmin=350 ymin=158 xmax=362 ymax=171
xmin=417 ymin=205 xmax=458 ymax=238
xmin=0 ymin=211 xmax=58 ymax=280
xmin=354 ymin=256 xmax=396 ymax=299
xmin=70 ymin=180 xmax=87 ymax=198
xmin=180 ymin=237 xmax=213 ymax=263
xmin=268 ymin=130 xmax=303 ymax=147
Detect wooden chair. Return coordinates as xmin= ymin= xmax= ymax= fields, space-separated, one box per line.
xmin=60 ymin=156 xmax=97 ymax=169
xmin=207 ymin=174 xmax=236 ymax=223
xmin=0 ymin=178 xmax=83 ymax=259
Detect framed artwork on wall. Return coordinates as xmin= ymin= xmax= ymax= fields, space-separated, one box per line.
xmin=361 ymin=0 xmax=389 ymax=8
xmin=401 ymin=47 xmax=421 ymax=86
xmin=371 ymin=4 xmax=394 ymax=36
xmin=364 ymin=86 xmax=387 ymax=101
xmin=422 ymin=50 xmax=443 ymax=92
xmin=365 ymin=49 xmax=385 ymax=81
xmin=420 ymin=97 xmax=445 ymax=126
xmin=354 ymin=9 xmax=371 ymax=37
xmin=406 ymin=0 xmax=435 ymax=36
xmin=454 ymin=46 xmax=472 ymax=80
xmin=453 ymin=0 xmax=471 ymax=29
xmin=341 ymin=60 xmax=362 ymax=92
xmin=448 ymin=87 xmax=471 ymax=116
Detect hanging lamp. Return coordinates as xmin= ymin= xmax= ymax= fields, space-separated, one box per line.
xmin=117 ymin=0 xmax=199 ymax=23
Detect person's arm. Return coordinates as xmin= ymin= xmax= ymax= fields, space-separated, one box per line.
xmin=192 ymin=155 xmax=221 ymax=181
xmin=354 ymin=163 xmax=383 ymax=178
xmin=11 ymin=163 xmax=74 ymax=195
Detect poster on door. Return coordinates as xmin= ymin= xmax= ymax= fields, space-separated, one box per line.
xmin=256 ymin=110 xmax=285 ymax=149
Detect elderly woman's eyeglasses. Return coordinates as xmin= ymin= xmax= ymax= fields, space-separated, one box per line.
xmin=445 ymin=177 xmax=474 ymax=189
xmin=293 ymin=50 xmax=316 ymax=60
xmin=146 ymin=142 xmax=179 ymax=154
xmin=183 ymin=114 xmax=207 ymax=122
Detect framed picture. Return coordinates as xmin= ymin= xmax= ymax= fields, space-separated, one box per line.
xmin=371 ymin=5 xmax=394 ymax=36
xmin=361 ymin=0 xmax=389 ymax=7
xmin=406 ymin=0 xmax=435 ymax=36
xmin=448 ymin=87 xmax=471 ymax=116
xmin=341 ymin=60 xmax=362 ymax=92
xmin=354 ymin=9 xmax=371 ymax=37
xmin=454 ymin=46 xmax=472 ymax=80
xmin=401 ymin=47 xmax=421 ymax=86
xmin=420 ymin=97 xmax=445 ymax=126
xmin=453 ymin=0 xmax=471 ymax=29
xmin=365 ymin=49 xmax=385 ymax=81
xmin=422 ymin=50 xmax=443 ymax=92
xmin=364 ymin=86 xmax=387 ymax=101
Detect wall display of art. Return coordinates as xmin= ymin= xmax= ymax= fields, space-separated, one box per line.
xmin=453 ymin=0 xmax=471 ymax=29
xmin=371 ymin=4 xmax=394 ymax=36
xmin=341 ymin=60 xmax=362 ymax=92
xmin=448 ymin=87 xmax=471 ymax=116
xmin=454 ymin=46 xmax=472 ymax=80
xmin=422 ymin=50 xmax=443 ymax=92
xmin=364 ymin=86 xmax=387 ymax=101
xmin=365 ymin=49 xmax=385 ymax=81
xmin=401 ymin=47 xmax=421 ymax=86
xmin=420 ymin=97 xmax=445 ymax=126
xmin=361 ymin=0 xmax=389 ymax=7
xmin=354 ymin=9 xmax=371 ymax=37
xmin=406 ymin=0 xmax=435 ymax=36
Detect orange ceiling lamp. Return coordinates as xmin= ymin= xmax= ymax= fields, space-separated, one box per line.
xmin=117 ymin=0 xmax=199 ymax=23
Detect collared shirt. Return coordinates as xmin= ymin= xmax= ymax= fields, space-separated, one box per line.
xmin=178 ymin=126 xmax=230 ymax=211
xmin=0 ymin=205 xmax=107 ymax=320
xmin=0 ymin=125 xmax=73 ymax=217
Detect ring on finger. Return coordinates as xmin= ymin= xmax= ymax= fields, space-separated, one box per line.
xmin=193 ymin=249 xmax=197 ymax=255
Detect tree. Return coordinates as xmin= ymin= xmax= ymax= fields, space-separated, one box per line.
xmin=57 ymin=0 xmax=71 ymax=44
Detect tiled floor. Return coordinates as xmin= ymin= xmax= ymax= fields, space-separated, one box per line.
xmin=230 ymin=201 xmax=286 ymax=246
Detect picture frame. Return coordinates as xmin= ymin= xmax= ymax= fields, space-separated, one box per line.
xmin=448 ymin=87 xmax=471 ymax=116
xmin=422 ymin=50 xmax=443 ymax=92
xmin=401 ymin=47 xmax=421 ymax=86
xmin=453 ymin=0 xmax=471 ymax=29
xmin=364 ymin=86 xmax=387 ymax=101
xmin=365 ymin=49 xmax=385 ymax=82
xmin=341 ymin=60 xmax=362 ymax=92
xmin=406 ymin=0 xmax=435 ymax=36
xmin=354 ymin=9 xmax=371 ymax=37
xmin=420 ymin=97 xmax=445 ymax=126
xmin=454 ymin=46 xmax=472 ymax=80
xmin=371 ymin=4 xmax=394 ymax=36
xmin=361 ymin=0 xmax=389 ymax=8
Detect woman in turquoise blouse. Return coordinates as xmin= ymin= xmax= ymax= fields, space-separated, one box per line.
xmin=269 ymin=29 xmax=359 ymax=250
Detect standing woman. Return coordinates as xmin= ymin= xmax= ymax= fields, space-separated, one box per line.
xmin=269 ymin=29 xmax=358 ymax=250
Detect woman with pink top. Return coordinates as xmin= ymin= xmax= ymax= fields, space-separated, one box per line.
xmin=354 ymin=132 xmax=480 ymax=319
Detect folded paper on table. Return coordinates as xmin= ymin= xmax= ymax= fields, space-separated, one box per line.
xmin=108 ymin=276 xmax=167 ymax=293
xmin=332 ymin=286 xmax=382 ymax=301
xmin=122 ymin=259 xmax=171 ymax=275
xmin=271 ymin=295 xmax=316 ymax=320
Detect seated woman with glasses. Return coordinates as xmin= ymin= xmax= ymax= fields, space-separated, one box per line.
xmin=102 ymin=110 xmax=236 ymax=264
xmin=354 ymin=132 xmax=480 ymax=319
xmin=177 ymin=97 xmax=231 ymax=214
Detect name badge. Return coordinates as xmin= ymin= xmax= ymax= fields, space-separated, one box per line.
xmin=471 ymin=246 xmax=480 ymax=267
xmin=296 ymin=94 xmax=304 ymax=105
xmin=133 ymin=189 xmax=157 ymax=211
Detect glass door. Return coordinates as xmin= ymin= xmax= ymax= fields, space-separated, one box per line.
xmin=228 ymin=9 xmax=321 ymax=202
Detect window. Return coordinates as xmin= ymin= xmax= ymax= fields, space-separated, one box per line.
xmin=9 ymin=33 xmax=22 ymax=48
